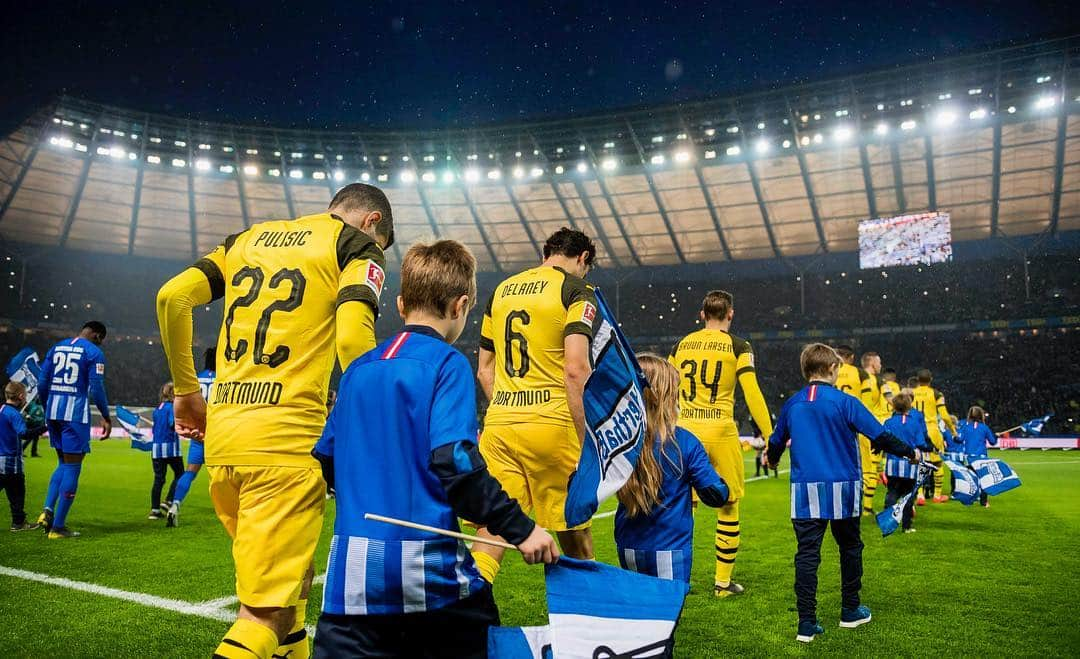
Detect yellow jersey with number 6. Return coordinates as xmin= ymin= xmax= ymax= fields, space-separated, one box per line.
xmin=480 ymin=265 xmax=597 ymax=427
xmin=195 ymin=213 xmax=384 ymax=466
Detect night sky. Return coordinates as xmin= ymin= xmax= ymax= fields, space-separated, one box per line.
xmin=2 ymin=1 xmax=1078 ymax=132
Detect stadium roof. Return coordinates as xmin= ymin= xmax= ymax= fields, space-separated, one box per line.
xmin=1 ymin=36 xmax=1078 ymax=270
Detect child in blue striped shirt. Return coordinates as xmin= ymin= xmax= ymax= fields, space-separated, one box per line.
xmin=1 ymin=382 xmax=32 ymax=531
xmin=882 ymin=393 xmax=933 ymax=533
xmin=149 ymin=382 xmax=184 ymax=520
xmin=765 ymin=343 xmax=919 ymax=643
xmin=614 ymin=354 xmax=729 ymax=584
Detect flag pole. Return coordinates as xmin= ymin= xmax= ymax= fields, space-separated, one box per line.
xmin=996 ymin=425 xmax=1022 ymax=436
xmin=364 ymin=513 xmax=518 ymax=550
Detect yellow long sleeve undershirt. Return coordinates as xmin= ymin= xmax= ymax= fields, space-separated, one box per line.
xmin=156 ymin=267 xmax=213 ymax=396
xmin=739 ymin=372 xmax=773 ymax=438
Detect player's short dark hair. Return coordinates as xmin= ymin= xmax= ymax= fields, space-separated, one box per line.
xmin=907 ymin=376 xmax=919 ymax=388
xmin=800 ymin=343 xmax=840 ymax=381
xmin=883 ymin=367 xmax=897 ymax=376
xmin=834 ymin=345 xmax=855 ymax=363
xmin=917 ymin=368 xmax=932 ymax=384
xmin=543 ymin=228 xmax=596 ymax=266
xmin=204 ymin=347 xmax=216 ymax=372
xmin=860 ymin=351 xmax=879 ymax=367
xmin=400 ymin=240 xmax=477 ymax=318
xmin=328 ymin=183 xmax=395 ymax=247
xmin=82 ymin=321 xmax=107 ymax=340
xmin=701 ymin=290 xmax=734 ymax=321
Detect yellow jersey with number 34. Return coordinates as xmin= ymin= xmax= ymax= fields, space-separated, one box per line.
xmin=194 ymin=213 xmax=384 ymax=466
xmin=480 ymin=265 xmax=597 ymax=427
xmin=668 ymin=328 xmax=773 ymax=438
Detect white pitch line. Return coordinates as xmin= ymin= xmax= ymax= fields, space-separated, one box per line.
xmin=197 ymin=595 xmax=239 ymax=608
xmin=0 ymin=565 xmax=233 ymax=622
xmin=1008 ymin=460 xmax=1080 ymax=466
xmin=591 ymin=469 xmax=790 ymax=519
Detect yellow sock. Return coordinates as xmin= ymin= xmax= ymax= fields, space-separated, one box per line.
xmin=272 ymin=600 xmax=309 ymax=659
xmin=862 ymin=471 xmax=878 ymax=514
xmin=714 ymin=502 xmax=740 ymax=586
xmin=472 ymin=550 xmax=502 ymax=583
xmin=214 ymin=619 xmax=279 ymax=659
xmin=933 ymin=464 xmax=944 ymax=494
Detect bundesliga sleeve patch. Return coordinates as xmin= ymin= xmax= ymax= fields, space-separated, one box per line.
xmin=581 ymin=302 xmax=597 ymax=324
xmin=95 ymin=362 xmax=106 ymax=375
xmin=747 ymin=351 xmax=755 ymax=367
xmin=365 ymin=261 xmax=385 ymax=297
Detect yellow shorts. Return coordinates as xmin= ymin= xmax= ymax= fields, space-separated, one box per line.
xmin=480 ymin=422 xmax=586 ymax=532
xmin=207 ymin=465 xmax=326 ymax=608
xmin=680 ymin=423 xmax=744 ymax=501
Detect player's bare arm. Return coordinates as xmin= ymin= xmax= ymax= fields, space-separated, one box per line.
xmin=564 ymin=333 xmax=591 ymax=442
xmin=477 ymin=347 xmax=496 ymax=401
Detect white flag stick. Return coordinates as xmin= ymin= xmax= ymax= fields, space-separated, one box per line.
xmin=363 ymin=513 xmax=517 ymax=550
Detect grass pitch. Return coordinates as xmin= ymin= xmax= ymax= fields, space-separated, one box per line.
xmin=1 ymin=442 xmax=1078 ymax=657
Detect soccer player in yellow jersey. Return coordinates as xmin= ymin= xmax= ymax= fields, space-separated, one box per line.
xmin=472 ymin=228 xmax=599 ymax=581
xmin=155 ymin=184 xmax=393 ymax=659
xmin=860 ymin=352 xmax=888 ymax=514
xmin=668 ymin=290 xmax=772 ymax=597
xmin=834 ymin=346 xmax=877 ymax=515
xmin=880 ymin=368 xmax=901 ymax=412
xmin=912 ymin=368 xmax=957 ymax=504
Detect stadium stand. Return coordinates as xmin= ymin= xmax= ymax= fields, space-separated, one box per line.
xmin=1 ymin=37 xmax=1077 ymax=433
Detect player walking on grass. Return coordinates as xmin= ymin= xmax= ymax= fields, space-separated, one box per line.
xmin=472 ymin=227 xmax=599 ymax=580
xmin=34 ymin=321 xmax=112 ymax=539
xmin=834 ymin=346 xmax=878 ymax=516
xmin=668 ymin=290 xmax=772 ymax=597
xmin=311 ymin=240 xmax=557 ymax=658
xmin=156 ymin=184 xmax=393 ymax=659
xmin=148 ymin=382 xmax=184 ymax=520
xmin=1 ymin=382 xmax=33 ymax=531
xmin=763 ymin=343 xmax=920 ymax=643
xmin=912 ymin=369 xmax=956 ymax=504
xmin=166 ymin=347 xmax=215 ymax=527
xmin=860 ymin=351 xmax=887 ymax=514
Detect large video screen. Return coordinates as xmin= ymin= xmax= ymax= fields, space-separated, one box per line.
xmin=858 ymin=211 xmax=953 ymax=269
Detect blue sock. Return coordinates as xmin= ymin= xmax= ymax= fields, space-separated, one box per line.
xmin=43 ymin=459 xmax=64 ymax=511
xmin=172 ymin=470 xmax=198 ymax=505
xmin=52 ymin=463 xmax=83 ymax=529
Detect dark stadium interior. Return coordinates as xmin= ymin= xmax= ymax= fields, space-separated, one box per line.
xmin=2 ymin=34 xmax=1079 ymax=436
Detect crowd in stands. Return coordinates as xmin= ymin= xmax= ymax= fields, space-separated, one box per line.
xmin=2 ymin=245 xmax=1077 ymax=434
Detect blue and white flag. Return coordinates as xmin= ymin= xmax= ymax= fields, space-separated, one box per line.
xmin=4 ymin=348 xmax=42 ymax=402
xmin=548 ymin=557 xmax=687 ymax=659
xmin=488 ymin=626 xmax=552 ymax=659
xmin=877 ymin=462 xmax=935 ymax=537
xmin=116 ymin=405 xmax=151 ymax=451
xmin=944 ymin=459 xmax=981 ymax=505
xmin=971 ymin=458 xmax=1022 ymax=496
xmin=1020 ymin=414 xmax=1052 ymax=436
xmin=563 ymin=289 xmax=648 ymax=528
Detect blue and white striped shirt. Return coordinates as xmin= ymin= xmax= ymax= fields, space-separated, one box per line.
xmin=769 ymin=382 xmax=888 ymax=519
xmin=883 ymin=413 xmax=929 ymax=480
xmin=315 ymin=327 xmax=487 ymax=615
xmin=151 ymin=402 xmax=182 ymax=459
xmin=618 ymin=548 xmax=690 ymax=583
xmin=0 ymin=403 xmax=26 ymax=475
xmin=39 ymin=337 xmax=109 ymax=425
